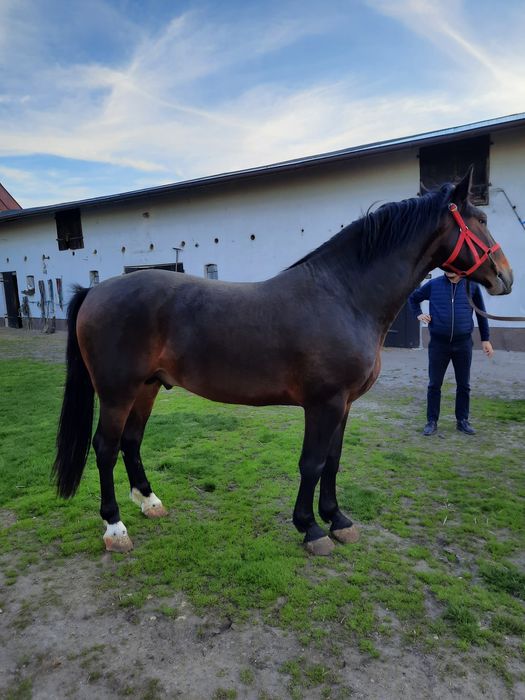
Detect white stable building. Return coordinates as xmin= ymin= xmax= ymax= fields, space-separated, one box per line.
xmin=1 ymin=113 xmax=524 ymax=349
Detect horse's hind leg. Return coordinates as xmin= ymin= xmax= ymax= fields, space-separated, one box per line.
xmin=121 ymin=382 xmax=168 ymax=519
xmin=93 ymin=400 xmax=135 ymax=553
xmin=318 ymin=408 xmax=360 ymax=545
xmin=293 ymin=397 xmax=347 ymax=556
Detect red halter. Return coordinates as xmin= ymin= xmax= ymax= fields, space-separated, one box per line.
xmin=441 ymin=203 xmax=501 ymax=277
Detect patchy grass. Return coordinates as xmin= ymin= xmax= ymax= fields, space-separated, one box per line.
xmin=479 ymin=560 xmax=525 ymax=598
xmin=0 ymin=352 xmax=524 ymax=691
xmin=5 ymin=677 xmax=33 ymax=700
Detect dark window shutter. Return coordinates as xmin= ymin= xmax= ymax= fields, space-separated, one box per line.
xmin=420 ymin=135 xmax=490 ymax=205
xmin=56 ymin=209 xmax=84 ymax=250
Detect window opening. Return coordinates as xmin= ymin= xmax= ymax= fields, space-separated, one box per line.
xmin=205 ymin=264 xmax=218 ymax=280
xmin=89 ymin=270 xmax=100 ymax=286
xmin=56 ymin=208 xmax=84 ymax=250
xmin=123 ymin=262 xmax=184 ymax=274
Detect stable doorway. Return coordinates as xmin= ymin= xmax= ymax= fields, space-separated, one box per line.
xmin=1 ymin=271 xmax=22 ymax=328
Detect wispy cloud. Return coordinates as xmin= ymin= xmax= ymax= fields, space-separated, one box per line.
xmin=1 ymin=0 xmax=524 ymax=206
xmin=0 ymin=6 xmax=338 ymax=182
xmin=367 ymin=0 xmax=525 ymax=90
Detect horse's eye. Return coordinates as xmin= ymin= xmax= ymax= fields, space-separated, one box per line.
xmin=479 ymin=219 xmax=486 ymax=225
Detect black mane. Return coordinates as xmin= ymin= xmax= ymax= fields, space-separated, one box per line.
xmin=287 ymin=184 xmax=456 ymax=271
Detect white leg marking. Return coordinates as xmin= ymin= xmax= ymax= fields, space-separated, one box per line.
xmin=102 ymin=520 xmax=133 ymax=552
xmin=103 ymin=520 xmax=129 ymax=538
xmin=130 ymin=488 xmax=167 ymax=517
xmin=130 ymin=488 xmax=162 ymax=512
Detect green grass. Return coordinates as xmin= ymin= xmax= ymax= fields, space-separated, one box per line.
xmin=5 ymin=677 xmax=33 ymax=700
xmin=1 ymin=352 xmax=524 ymax=690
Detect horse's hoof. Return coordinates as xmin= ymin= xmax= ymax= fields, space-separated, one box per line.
xmin=143 ymin=503 xmax=168 ymax=518
xmin=331 ymin=524 xmax=360 ymax=544
xmin=103 ymin=520 xmax=133 ymax=553
xmin=304 ymin=536 xmax=335 ymax=556
xmin=103 ymin=534 xmax=134 ymax=553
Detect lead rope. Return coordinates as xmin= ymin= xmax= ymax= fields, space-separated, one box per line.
xmin=466 ymin=280 xmax=525 ymax=322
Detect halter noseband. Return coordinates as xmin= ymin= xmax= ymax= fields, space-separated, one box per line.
xmin=441 ymin=203 xmax=500 ymax=277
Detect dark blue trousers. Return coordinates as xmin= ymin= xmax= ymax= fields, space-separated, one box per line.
xmin=427 ymin=335 xmax=473 ymax=423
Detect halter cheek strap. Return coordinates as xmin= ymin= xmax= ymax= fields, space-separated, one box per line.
xmin=445 ymin=204 xmax=525 ymax=322
xmin=442 ymin=203 xmax=501 ymax=277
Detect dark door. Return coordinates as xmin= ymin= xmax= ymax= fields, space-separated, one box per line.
xmin=1 ymin=271 xmax=22 ymax=328
xmin=384 ymin=301 xmax=419 ymax=348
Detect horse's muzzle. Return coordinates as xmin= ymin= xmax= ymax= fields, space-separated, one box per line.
xmin=491 ymin=269 xmax=513 ymax=296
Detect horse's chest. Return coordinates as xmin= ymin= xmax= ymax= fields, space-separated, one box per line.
xmin=334 ymin=347 xmax=381 ymax=399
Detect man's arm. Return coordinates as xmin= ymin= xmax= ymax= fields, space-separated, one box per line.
xmin=472 ymin=285 xmax=490 ymax=340
xmin=472 ymin=285 xmax=494 ymax=357
xmin=408 ymin=279 xmax=432 ymax=323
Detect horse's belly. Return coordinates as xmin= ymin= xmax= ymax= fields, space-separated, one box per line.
xmin=180 ymin=376 xmax=298 ymax=406
xmin=161 ymin=357 xmax=299 ymax=406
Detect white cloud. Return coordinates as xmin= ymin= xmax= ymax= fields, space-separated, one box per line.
xmin=1 ymin=1 xmax=525 ymax=207
xmin=0 ymin=7 xmax=332 ymax=172
xmin=0 ymin=164 xmax=37 ymax=186
xmin=366 ymin=0 xmax=525 ymax=92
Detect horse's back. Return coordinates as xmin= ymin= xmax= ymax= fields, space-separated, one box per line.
xmin=78 ymin=269 xmax=260 ymax=331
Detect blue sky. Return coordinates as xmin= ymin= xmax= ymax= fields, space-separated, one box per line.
xmin=1 ymin=0 xmax=524 ymax=207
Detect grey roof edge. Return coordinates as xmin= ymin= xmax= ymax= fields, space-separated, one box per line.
xmin=1 ymin=112 xmax=524 ymax=224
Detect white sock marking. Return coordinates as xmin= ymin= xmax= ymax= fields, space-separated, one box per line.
xmin=130 ymin=487 xmax=163 ymax=512
xmin=103 ymin=520 xmax=128 ymax=539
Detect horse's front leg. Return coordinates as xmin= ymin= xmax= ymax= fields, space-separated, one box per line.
xmin=318 ymin=408 xmax=360 ymax=544
xmin=293 ymin=397 xmax=347 ymax=556
xmin=122 ymin=383 xmax=168 ymax=519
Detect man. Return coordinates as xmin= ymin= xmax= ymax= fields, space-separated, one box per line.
xmin=408 ymin=272 xmax=494 ymax=436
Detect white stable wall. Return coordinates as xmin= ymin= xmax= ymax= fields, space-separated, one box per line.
xmin=484 ymin=128 xmax=525 ymax=324
xmin=0 ymin=149 xmax=419 ymax=322
xmin=0 ymin=127 xmax=524 ymax=332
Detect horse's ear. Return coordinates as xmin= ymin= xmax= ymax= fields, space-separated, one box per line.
xmin=453 ymin=165 xmax=474 ymax=206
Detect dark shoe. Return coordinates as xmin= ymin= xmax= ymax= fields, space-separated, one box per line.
xmin=457 ymin=419 xmax=475 ymax=435
xmin=423 ymin=421 xmax=437 ymax=436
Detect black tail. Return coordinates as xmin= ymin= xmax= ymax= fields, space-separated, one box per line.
xmin=52 ymin=285 xmax=94 ymax=498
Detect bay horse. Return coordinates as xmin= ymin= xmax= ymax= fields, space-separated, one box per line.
xmin=53 ymin=170 xmax=513 ymax=555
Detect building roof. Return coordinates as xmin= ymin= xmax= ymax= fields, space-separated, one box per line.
xmin=0 ymin=183 xmax=22 ymax=211
xmin=1 ymin=112 xmax=524 ymax=225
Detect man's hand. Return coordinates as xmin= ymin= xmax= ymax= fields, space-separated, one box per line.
xmin=482 ymin=340 xmax=494 ymax=358
xmin=417 ymin=313 xmax=431 ymax=324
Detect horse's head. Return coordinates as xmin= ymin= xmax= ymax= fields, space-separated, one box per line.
xmin=438 ymin=169 xmax=513 ymax=296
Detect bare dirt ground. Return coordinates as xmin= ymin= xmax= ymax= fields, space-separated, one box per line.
xmin=2 ymin=554 xmax=521 ymax=700
xmin=377 ymin=343 xmax=524 ymax=400
xmin=1 ymin=328 xmax=524 ymax=699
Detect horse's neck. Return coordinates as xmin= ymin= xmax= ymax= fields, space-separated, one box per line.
xmin=338 ymin=231 xmax=438 ymax=329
